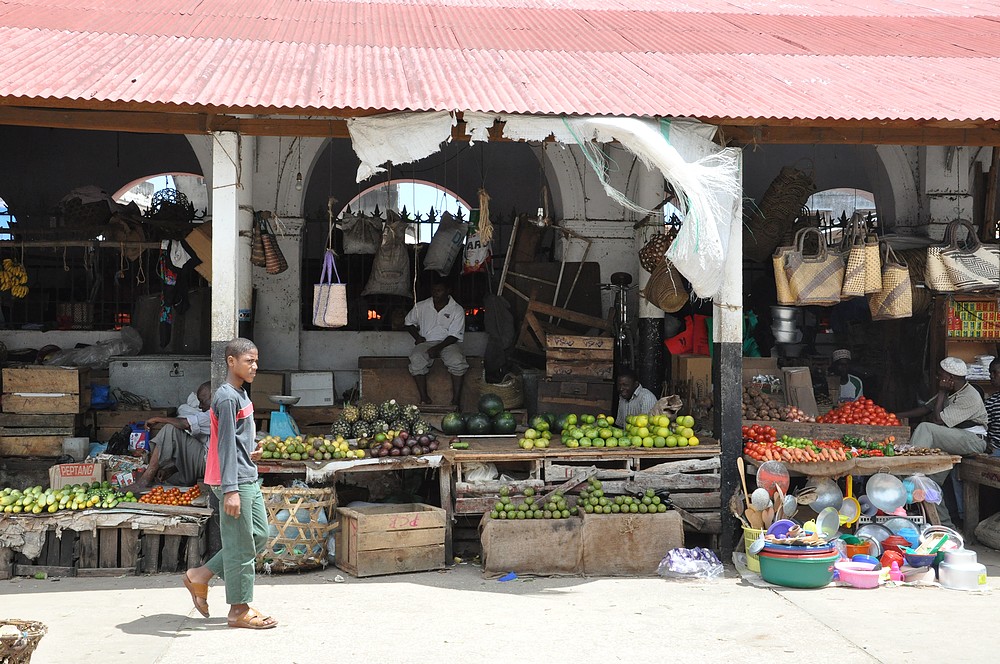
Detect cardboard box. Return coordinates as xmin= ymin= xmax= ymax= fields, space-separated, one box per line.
xmin=675 ymin=355 xmax=712 ymax=398
xmin=251 ymin=371 xmax=287 ymax=411
xmin=184 ymin=222 xmax=212 ymax=282
xmin=783 ymin=367 xmax=818 ymax=417
xmin=49 ymin=462 xmax=103 ymax=490
xmin=290 ymin=371 xmax=334 ymax=407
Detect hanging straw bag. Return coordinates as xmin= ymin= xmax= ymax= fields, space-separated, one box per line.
xmin=840 ymin=215 xmax=867 ymax=298
xmin=862 ymin=223 xmax=882 ymax=294
xmin=250 ymin=212 xmax=267 ymax=267
xmin=772 ymin=228 xmax=806 ymax=306
xmin=261 ymin=215 xmax=288 ymax=275
xmin=940 ymin=219 xmax=1000 ymax=292
xmin=639 ymin=228 xmax=678 ymax=273
xmin=784 ymin=227 xmax=844 ymax=306
xmin=312 ymin=249 xmax=348 ymax=328
xmin=641 ymin=260 xmax=688 ymax=313
xmin=868 ymin=243 xmax=912 ymax=320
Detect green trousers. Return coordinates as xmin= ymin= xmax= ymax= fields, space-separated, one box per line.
xmin=912 ymin=422 xmax=987 ymax=528
xmin=206 ymin=483 xmax=268 ymax=605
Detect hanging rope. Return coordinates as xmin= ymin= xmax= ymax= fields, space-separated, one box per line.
xmin=477 ymin=187 xmax=493 ymax=244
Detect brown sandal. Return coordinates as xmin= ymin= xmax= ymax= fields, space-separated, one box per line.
xmin=182 ymin=573 xmax=210 ymax=618
xmin=228 ymin=607 xmax=278 ymax=630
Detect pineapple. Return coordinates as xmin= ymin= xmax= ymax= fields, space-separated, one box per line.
xmin=371 ymin=418 xmax=389 ymax=434
xmin=409 ymin=419 xmax=431 ymax=436
xmin=342 ymin=404 xmax=360 ymax=423
xmin=359 ymin=402 xmax=378 ymax=422
xmin=351 ymin=421 xmax=371 ymax=439
xmin=379 ymin=399 xmax=401 ymax=421
xmin=402 ymin=403 xmax=421 ymax=424
xmin=330 ymin=419 xmax=352 ymax=439
xmin=390 ymin=419 xmax=409 ymax=434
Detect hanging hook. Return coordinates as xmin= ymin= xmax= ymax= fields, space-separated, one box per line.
xmin=63 ymin=246 xmax=70 ymax=272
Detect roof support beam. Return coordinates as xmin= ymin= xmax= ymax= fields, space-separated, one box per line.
xmin=717 ymin=123 xmax=1000 ymax=146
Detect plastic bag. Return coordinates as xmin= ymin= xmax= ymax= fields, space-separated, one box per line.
xmin=657 ymin=547 xmax=724 ymax=579
xmin=42 ymin=326 xmax=143 ymax=368
xmin=464 ymin=462 xmax=499 ymax=483
xmin=903 ymin=474 xmax=943 ymax=505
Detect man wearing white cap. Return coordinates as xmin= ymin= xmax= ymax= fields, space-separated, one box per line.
xmin=830 ymin=349 xmax=863 ymax=402
xmin=898 ymin=357 xmax=989 ymax=526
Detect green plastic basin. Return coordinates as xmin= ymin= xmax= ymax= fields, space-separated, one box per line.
xmin=758 ymin=550 xmax=838 ymax=588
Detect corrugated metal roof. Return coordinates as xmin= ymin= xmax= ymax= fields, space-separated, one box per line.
xmin=1 ymin=0 xmax=1000 ymax=122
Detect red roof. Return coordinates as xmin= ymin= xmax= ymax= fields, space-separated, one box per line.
xmin=1 ymin=0 xmax=1000 ymax=123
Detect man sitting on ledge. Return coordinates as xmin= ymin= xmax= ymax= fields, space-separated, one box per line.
xmin=404 ymin=280 xmax=469 ymax=407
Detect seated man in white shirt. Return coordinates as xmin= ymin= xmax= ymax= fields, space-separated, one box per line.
xmin=616 ymin=369 xmax=658 ymax=425
xmin=404 ymin=281 xmax=469 ymax=406
xmin=134 ymin=381 xmax=212 ymax=490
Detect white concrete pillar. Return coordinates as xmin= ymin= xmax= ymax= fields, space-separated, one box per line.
xmin=920 ymin=146 xmax=974 ymax=240
xmin=210 ymin=131 xmax=254 ymax=386
xmin=254 ymin=218 xmax=304 ymax=370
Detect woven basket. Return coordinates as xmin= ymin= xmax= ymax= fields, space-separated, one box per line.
xmin=477 ymin=372 xmax=524 ymax=410
xmin=744 ymin=167 xmax=817 ymax=262
xmin=0 ymin=619 xmax=47 ymax=664
xmin=257 ymin=486 xmax=337 ymax=573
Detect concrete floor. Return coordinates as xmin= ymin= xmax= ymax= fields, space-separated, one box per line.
xmin=5 ymin=548 xmax=1000 ymax=664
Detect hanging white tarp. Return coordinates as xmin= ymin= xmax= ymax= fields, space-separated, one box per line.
xmin=346 ymin=111 xmax=741 ymax=299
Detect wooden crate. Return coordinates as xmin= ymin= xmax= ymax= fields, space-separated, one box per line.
xmin=538 ymin=378 xmax=613 ymax=415
xmin=0 ymin=435 xmax=64 ymax=457
xmin=545 ymin=334 xmax=614 ymax=381
xmin=92 ymin=409 xmax=173 ymax=441
xmin=2 ymin=367 xmax=91 ymax=414
xmin=0 ymin=413 xmax=82 ymax=437
xmin=742 ymin=420 xmax=911 ymax=444
xmin=582 ymin=511 xmax=684 ymax=576
xmin=335 ymin=503 xmax=446 ymax=577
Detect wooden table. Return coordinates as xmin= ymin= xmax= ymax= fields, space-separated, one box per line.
xmin=959 ymin=454 xmax=1000 ymax=544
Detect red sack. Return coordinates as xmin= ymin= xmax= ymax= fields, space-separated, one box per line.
xmin=664 ymin=315 xmax=710 ymax=356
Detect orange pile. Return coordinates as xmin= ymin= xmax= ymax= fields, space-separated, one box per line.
xmin=139 ymin=485 xmax=201 ymax=506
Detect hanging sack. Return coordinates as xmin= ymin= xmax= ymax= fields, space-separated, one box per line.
xmin=250 ymin=211 xmax=267 ymax=267
xmin=260 ymin=215 xmax=288 ymax=275
xmin=868 ymin=243 xmax=912 ymax=320
xmin=784 ymin=227 xmax=844 ymax=306
xmin=340 ymin=210 xmax=383 ymax=255
xmin=771 ymin=229 xmax=805 ymax=306
xmin=940 ymin=219 xmax=1000 ymax=292
xmin=840 ymin=215 xmax=867 ymax=299
xmin=362 ymin=220 xmax=411 ymax=298
xmin=463 ymin=209 xmax=493 ymax=274
xmin=312 ymin=249 xmax=348 ymax=328
xmin=424 ymin=211 xmax=469 ymax=276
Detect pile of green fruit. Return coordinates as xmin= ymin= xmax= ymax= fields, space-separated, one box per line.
xmin=330 ymin=399 xmax=433 ymax=440
xmin=559 ymin=413 xmax=631 ymax=448
xmin=621 ymin=414 xmax=700 ymax=448
xmin=1 ymin=482 xmax=137 ymax=514
xmin=258 ymin=434 xmax=364 ymax=461
xmin=488 ymin=485 xmax=578 ymax=520
xmin=577 ymin=478 xmax=667 ymax=514
xmin=442 ymin=393 xmax=519 ymax=437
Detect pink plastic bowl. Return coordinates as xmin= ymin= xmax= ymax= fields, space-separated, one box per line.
xmin=835 ymin=561 xmax=882 ymax=589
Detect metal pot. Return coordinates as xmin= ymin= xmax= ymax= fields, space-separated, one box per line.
xmin=771 ymin=306 xmax=803 ymax=323
xmin=772 ymin=328 xmax=803 ymax=344
xmin=938 ymin=549 xmax=988 ymax=591
xmin=771 ymin=319 xmax=801 ymax=333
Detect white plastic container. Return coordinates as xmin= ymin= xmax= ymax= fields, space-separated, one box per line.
xmin=938 ymin=549 xmax=987 ymax=591
xmin=62 ymin=437 xmax=89 ymax=461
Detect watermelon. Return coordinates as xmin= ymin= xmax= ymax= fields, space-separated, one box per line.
xmin=553 ymin=413 xmax=573 ymax=434
xmin=441 ymin=412 xmax=466 ymax=436
xmin=466 ymin=413 xmax=492 ymax=435
xmin=492 ymin=412 xmax=518 ymax=435
xmin=478 ymin=393 xmax=505 ymax=418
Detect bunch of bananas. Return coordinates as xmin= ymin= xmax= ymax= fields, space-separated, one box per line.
xmin=0 ymin=259 xmax=29 ymax=298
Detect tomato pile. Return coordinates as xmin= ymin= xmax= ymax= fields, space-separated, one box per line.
xmin=139 ymin=485 xmax=201 ymax=506
xmin=816 ymin=398 xmax=900 ymax=426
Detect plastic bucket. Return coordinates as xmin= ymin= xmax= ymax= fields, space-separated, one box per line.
xmin=743 ymin=527 xmax=763 ymax=572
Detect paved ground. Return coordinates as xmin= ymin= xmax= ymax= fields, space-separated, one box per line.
xmin=6 ymin=547 xmax=1000 ymax=664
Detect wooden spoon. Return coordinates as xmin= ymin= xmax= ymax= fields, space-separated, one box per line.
xmin=746 ymin=506 xmax=764 ymax=529
xmin=737 ymin=457 xmax=752 ymax=510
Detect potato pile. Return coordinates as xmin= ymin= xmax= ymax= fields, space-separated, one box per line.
xmin=742 ymin=386 xmax=784 ymax=421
